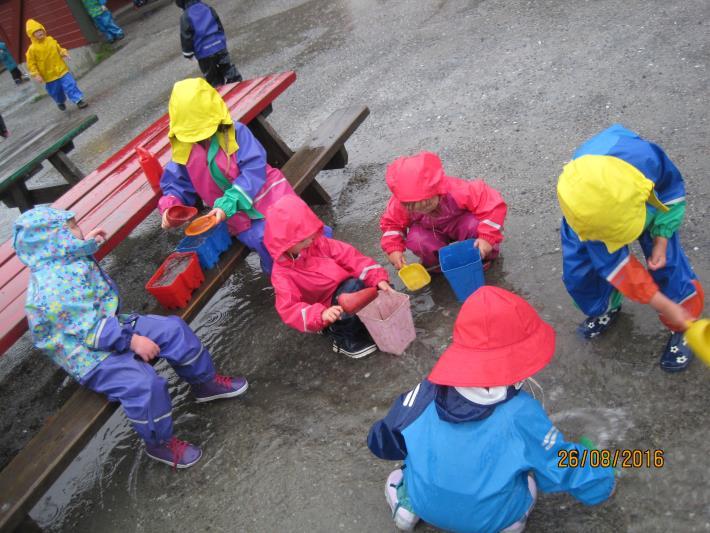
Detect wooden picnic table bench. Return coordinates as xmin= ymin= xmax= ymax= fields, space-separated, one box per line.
xmin=0 ymin=114 xmax=99 ymax=212
xmin=0 ymin=70 xmax=369 ymax=532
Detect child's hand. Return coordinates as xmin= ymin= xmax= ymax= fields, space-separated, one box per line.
xmin=377 ymin=281 xmax=393 ymax=293
xmin=32 ymin=75 xmax=43 ymax=83
xmin=207 ymin=207 xmax=227 ymax=224
xmin=649 ymin=293 xmax=692 ymax=332
xmin=61 ymin=51 xmax=70 ymax=59
xmin=388 ymin=251 xmax=406 ymax=269
xmin=322 ymin=305 xmax=343 ymax=324
xmin=474 ymin=238 xmax=493 ymax=259
xmin=130 ymin=334 xmax=160 ymax=362
xmin=160 ymin=210 xmax=172 ymax=229
xmin=647 ymin=236 xmax=668 ymax=271
xmin=85 ymin=228 xmax=107 ymax=245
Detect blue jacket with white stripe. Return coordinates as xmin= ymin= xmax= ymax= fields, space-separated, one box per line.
xmin=368 ymin=380 xmax=615 ymax=533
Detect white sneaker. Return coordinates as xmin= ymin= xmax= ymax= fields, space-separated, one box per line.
xmin=385 ymin=469 xmax=419 ymax=531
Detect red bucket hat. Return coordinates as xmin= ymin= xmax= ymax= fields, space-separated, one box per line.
xmin=429 ymin=287 xmax=555 ymax=387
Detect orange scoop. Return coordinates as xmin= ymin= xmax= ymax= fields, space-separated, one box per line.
xmin=165 ymin=205 xmax=198 ymax=228
xmin=185 ymin=214 xmax=217 ymax=236
xmin=337 ymin=287 xmax=378 ymax=314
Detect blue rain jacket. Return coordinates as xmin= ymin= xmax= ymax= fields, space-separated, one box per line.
xmin=0 ymin=41 xmax=18 ymax=71
xmin=13 ymin=207 xmax=136 ymax=380
xmin=178 ymin=0 xmax=227 ymax=59
xmin=368 ymin=380 xmax=615 ymax=533
xmin=561 ymin=124 xmax=697 ymax=316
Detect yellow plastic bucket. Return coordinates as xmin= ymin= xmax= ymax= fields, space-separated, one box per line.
xmin=398 ymin=263 xmax=431 ymax=291
xmin=685 ymin=319 xmax=710 ymax=366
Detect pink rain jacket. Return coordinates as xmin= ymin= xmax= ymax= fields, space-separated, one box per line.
xmin=380 ymin=152 xmax=507 ymax=254
xmin=264 ymin=196 xmax=389 ymax=333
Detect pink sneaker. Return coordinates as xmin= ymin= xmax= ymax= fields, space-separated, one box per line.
xmin=145 ymin=437 xmax=202 ymax=469
xmin=192 ymin=374 xmax=248 ymax=403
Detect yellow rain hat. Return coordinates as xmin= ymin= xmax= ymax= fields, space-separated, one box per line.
xmin=168 ymin=78 xmax=238 ymax=164
xmin=557 ymin=154 xmax=668 ymax=253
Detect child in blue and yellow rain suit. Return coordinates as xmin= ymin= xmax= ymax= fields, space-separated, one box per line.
xmin=557 ymin=124 xmax=704 ymax=372
xmin=368 ymin=287 xmax=615 ymax=532
xmin=13 ymin=206 xmax=249 ymax=469
xmin=82 ymin=0 xmax=125 ymax=43
xmin=25 ymin=19 xmax=88 ymax=110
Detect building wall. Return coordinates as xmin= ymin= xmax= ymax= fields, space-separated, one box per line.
xmin=0 ymin=0 xmax=95 ymax=60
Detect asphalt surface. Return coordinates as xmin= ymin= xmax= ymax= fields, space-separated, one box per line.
xmin=0 ymin=0 xmax=708 ymax=532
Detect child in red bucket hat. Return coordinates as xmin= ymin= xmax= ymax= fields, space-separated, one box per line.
xmin=368 ymin=287 xmax=615 ymax=532
xmin=379 ymin=152 xmax=507 ymax=271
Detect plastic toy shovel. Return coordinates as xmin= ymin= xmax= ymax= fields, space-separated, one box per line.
xmin=185 ymin=214 xmax=218 ymax=236
xmin=337 ymin=287 xmax=378 ymax=314
xmin=685 ymin=319 xmax=710 ymax=366
xmin=398 ymin=263 xmax=431 ymax=291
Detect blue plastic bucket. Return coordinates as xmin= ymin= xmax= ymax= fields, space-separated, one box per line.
xmin=177 ymin=222 xmax=232 ymax=269
xmin=439 ymin=239 xmax=484 ymax=302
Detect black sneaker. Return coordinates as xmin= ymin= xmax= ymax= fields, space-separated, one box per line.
xmin=77 ymin=100 xmax=88 ymax=109
xmin=57 ymin=103 xmax=66 ymax=111
xmin=332 ymin=338 xmax=377 ymax=359
xmin=659 ymin=331 xmax=693 ymax=372
xmin=578 ymin=306 xmax=621 ymax=339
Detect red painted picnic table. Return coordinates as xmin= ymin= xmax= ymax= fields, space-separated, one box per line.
xmin=0 ymin=71 xmax=297 ymax=357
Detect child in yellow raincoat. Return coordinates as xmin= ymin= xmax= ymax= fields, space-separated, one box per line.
xmin=25 ymin=19 xmax=88 ymax=111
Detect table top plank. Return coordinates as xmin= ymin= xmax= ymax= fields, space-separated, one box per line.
xmin=0 ymin=115 xmax=99 ymax=194
xmin=0 ymin=72 xmax=297 ymax=356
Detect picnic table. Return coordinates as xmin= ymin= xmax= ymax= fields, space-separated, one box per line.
xmin=0 ymin=71 xmax=369 ymax=532
xmin=0 ymin=114 xmax=98 ymax=212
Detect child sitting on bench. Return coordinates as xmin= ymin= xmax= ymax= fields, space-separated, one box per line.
xmin=368 ymin=287 xmax=615 ymax=532
xmin=380 ymin=151 xmax=507 ymax=271
xmin=14 ymin=206 xmax=248 ymax=469
xmin=159 ymin=78 xmax=298 ymax=274
xmin=264 ymin=196 xmax=392 ymax=359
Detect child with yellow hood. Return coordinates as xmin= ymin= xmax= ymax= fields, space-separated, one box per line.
xmin=158 ymin=78 xmax=300 ymax=274
xmin=25 ymin=19 xmax=87 ymax=110
xmin=557 ymin=124 xmax=704 ymax=372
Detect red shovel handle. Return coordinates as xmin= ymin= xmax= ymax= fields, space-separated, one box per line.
xmin=337 ymin=287 xmax=378 ymax=314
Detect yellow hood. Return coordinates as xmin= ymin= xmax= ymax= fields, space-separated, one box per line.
xmin=26 ymin=19 xmax=45 ymax=41
xmin=168 ymin=78 xmax=238 ymax=165
xmin=557 ymin=154 xmax=668 ymax=253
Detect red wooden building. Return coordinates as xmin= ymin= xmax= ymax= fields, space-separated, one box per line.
xmin=0 ymin=0 xmax=132 ymax=60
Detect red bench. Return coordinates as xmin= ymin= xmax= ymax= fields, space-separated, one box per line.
xmin=0 ymin=70 xmax=369 ymax=531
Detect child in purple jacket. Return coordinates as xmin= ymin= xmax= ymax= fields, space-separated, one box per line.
xmin=175 ymin=0 xmax=242 ymax=86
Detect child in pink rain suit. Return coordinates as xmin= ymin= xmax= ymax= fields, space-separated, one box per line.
xmin=380 ymin=152 xmax=507 ymax=271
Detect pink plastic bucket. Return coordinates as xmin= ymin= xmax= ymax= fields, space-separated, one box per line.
xmin=357 ymin=291 xmax=416 ymax=355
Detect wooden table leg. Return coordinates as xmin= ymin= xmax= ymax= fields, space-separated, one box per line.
xmin=247 ymin=115 xmax=331 ymax=205
xmin=247 ymin=115 xmax=294 ymax=169
xmin=47 ymin=150 xmax=85 ymax=185
xmin=9 ymin=181 xmax=33 ymax=212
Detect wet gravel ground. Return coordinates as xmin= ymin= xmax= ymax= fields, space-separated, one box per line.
xmin=0 ymin=0 xmax=708 ymax=531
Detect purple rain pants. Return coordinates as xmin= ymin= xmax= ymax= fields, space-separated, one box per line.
xmin=405 ymin=194 xmax=499 ymax=267
xmin=79 ymin=315 xmax=216 ymax=446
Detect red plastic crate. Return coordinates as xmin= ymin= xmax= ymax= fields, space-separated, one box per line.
xmin=145 ymin=252 xmax=204 ymax=309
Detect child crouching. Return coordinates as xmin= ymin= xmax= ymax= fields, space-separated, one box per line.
xmin=264 ymin=196 xmax=392 ymax=359
xmin=380 ymin=151 xmax=507 ymax=271
xmin=368 ymin=287 xmax=615 ymax=532
xmin=14 ymin=206 xmax=248 ymax=469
